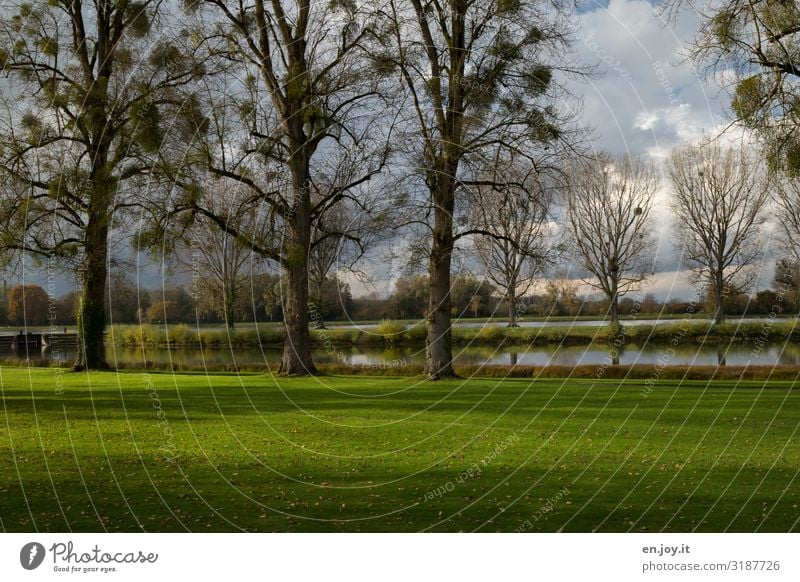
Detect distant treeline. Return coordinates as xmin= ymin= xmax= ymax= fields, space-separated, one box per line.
xmin=2 ymin=269 xmax=798 ymax=327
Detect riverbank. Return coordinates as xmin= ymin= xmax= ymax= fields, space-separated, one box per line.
xmin=4 ymin=355 xmax=800 ymax=382
xmin=106 ymin=319 xmax=800 ymax=349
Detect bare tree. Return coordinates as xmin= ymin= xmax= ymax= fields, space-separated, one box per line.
xmin=308 ymin=219 xmax=342 ymax=330
xmin=471 ymin=156 xmax=556 ymax=326
xmin=384 ymin=0 xmax=580 ymax=379
xmin=773 ymin=177 xmax=800 ymax=263
xmin=668 ymin=144 xmax=771 ymax=324
xmin=774 ymin=257 xmax=800 ymax=312
xmin=565 ymin=154 xmax=659 ymax=325
xmin=166 ymin=0 xmax=392 ymax=375
xmin=308 ymin=200 xmax=363 ymax=329
xmin=544 ymin=273 xmax=581 ymax=316
xmin=175 ymin=186 xmax=258 ymax=330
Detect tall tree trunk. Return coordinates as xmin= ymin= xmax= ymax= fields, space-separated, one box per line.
xmin=425 ymin=198 xmax=456 ymax=380
xmin=75 ymin=208 xmax=110 ymax=371
xmin=223 ymin=286 xmax=235 ymax=330
xmin=609 ymin=282 xmax=620 ymax=365
xmin=279 ymin=161 xmax=316 ymax=375
xmin=281 ymin=255 xmax=315 ymax=374
xmin=74 ymin=74 xmax=113 ymax=371
xmin=609 ymin=292 xmax=619 ymax=326
xmin=713 ymin=273 xmax=725 ymax=325
xmin=314 ymin=280 xmax=326 ymax=329
xmin=507 ymin=288 xmax=518 ymax=327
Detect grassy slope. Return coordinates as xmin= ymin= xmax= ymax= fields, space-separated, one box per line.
xmin=1 ymin=368 xmax=798 ymax=532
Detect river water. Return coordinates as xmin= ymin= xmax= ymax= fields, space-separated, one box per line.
xmin=7 ymin=340 xmax=798 ymax=368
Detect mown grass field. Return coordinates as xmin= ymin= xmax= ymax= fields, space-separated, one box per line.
xmin=1 ymin=368 xmax=798 ymax=532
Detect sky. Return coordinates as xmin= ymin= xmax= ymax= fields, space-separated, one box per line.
xmin=12 ymin=0 xmax=779 ymax=303
xmin=574 ymin=0 xmax=721 ymax=156
xmin=560 ymin=0 xmax=777 ymax=301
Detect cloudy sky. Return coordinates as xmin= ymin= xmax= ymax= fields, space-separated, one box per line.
xmin=560 ymin=0 xmax=778 ymax=301
xmin=574 ymin=0 xmax=723 ymax=157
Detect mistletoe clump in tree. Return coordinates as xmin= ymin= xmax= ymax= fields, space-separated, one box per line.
xmin=383 ymin=0 xmax=583 ymax=378
xmin=0 ymin=1 xmax=206 ymax=369
xmin=675 ymin=0 xmax=800 ymax=174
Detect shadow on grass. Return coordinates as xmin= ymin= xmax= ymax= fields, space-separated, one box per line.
xmin=2 ymin=371 xmax=799 ymax=532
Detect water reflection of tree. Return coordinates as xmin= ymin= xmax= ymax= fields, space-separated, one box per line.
xmin=716 ymin=345 xmax=727 ymax=367
xmin=456 ymin=347 xmax=498 ymax=366
xmin=608 ymin=344 xmax=625 ymax=366
xmin=778 ymin=345 xmax=800 ymax=367
xmin=550 ymin=346 xmax=582 ymax=367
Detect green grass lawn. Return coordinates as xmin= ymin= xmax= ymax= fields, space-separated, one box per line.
xmin=1 ymin=367 xmax=798 ymax=532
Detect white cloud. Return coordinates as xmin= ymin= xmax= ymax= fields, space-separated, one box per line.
xmin=634 ymin=111 xmax=659 ymax=131
xmin=571 ymin=0 xmax=724 ymax=156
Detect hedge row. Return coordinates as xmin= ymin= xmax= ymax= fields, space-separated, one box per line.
xmin=106 ymin=319 xmax=800 ymax=348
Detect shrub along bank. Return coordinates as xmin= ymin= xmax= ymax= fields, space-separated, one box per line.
xmin=108 ymin=319 xmax=800 ymax=349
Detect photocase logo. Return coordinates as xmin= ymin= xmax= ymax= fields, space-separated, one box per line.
xmin=20 ymin=542 xmax=46 ymax=570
